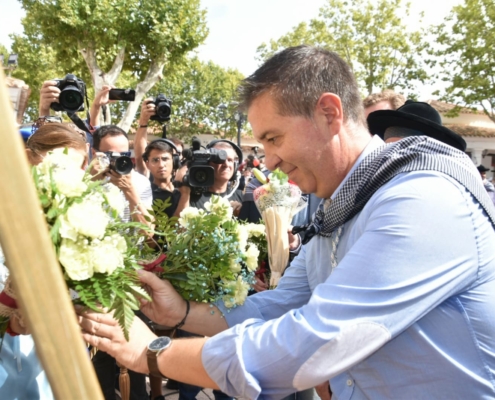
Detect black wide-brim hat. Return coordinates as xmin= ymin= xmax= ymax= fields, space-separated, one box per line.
xmin=367 ymin=100 xmax=467 ymax=152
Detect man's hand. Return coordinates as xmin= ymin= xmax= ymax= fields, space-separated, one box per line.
xmin=138 ymin=270 xmax=189 ymax=328
xmin=288 ymin=226 xmax=301 ymax=252
xmin=106 ymin=169 xmax=134 ymax=194
xmin=315 ymin=382 xmax=332 ymax=400
xmin=252 ymin=276 xmax=268 ymax=292
xmin=230 ymin=201 xmax=242 ymax=217
xmin=78 ymin=307 xmax=156 ymax=374
xmin=39 ymin=80 xmax=60 ymax=116
xmin=139 ymin=97 xmax=156 ymax=126
xmin=93 ymin=85 xmax=113 ymax=107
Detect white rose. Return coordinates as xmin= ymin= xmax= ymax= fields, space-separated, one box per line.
xmin=53 ymin=167 xmax=87 ymax=198
xmin=246 ymin=223 xmax=266 ymax=238
xmin=104 ymin=183 xmax=126 ymax=215
xmin=205 ymin=195 xmax=233 ymax=222
xmin=66 ymin=193 xmax=109 ymax=239
xmin=244 ymin=244 xmax=260 ymax=272
xmin=59 ymin=214 xmax=78 ymax=241
xmin=235 ymin=224 xmax=249 ymax=252
xmin=178 ymin=207 xmax=201 ymax=228
xmin=59 ymin=238 xmax=94 ymax=281
xmin=90 ymin=235 xmax=126 ymax=275
xmin=222 ymin=276 xmax=250 ymax=308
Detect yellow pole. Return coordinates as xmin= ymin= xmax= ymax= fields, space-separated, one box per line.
xmin=0 ymin=69 xmax=103 ymax=399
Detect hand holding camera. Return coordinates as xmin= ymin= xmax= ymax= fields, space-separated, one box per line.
xmin=49 ymin=73 xmax=87 ymax=114
xmin=39 ymin=80 xmax=61 ymax=116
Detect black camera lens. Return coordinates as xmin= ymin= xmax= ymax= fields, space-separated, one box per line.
xmin=156 ymin=102 xmax=171 ymax=119
xmin=59 ymin=86 xmax=84 ymax=112
xmin=193 ymin=170 xmax=208 ymax=184
xmin=114 ymin=156 xmax=133 ymax=175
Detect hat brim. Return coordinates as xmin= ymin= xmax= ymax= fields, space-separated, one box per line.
xmin=367 ymin=110 xmax=466 ymax=151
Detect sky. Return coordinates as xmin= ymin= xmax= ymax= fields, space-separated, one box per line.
xmin=0 ymin=0 xmax=462 ymax=98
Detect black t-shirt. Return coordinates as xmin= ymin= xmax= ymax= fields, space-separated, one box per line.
xmin=189 ymin=188 xmax=243 ymax=211
xmin=151 ymin=184 xmax=181 ymax=217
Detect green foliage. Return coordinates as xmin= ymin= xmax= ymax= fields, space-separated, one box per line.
xmin=430 ymin=0 xmax=495 ymax=121
xmin=12 ymin=0 xmax=208 ymax=124
xmin=146 ymin=57 xmax=245 ymax=141
xmin=256 ymin=0 xmax=429 ymax=96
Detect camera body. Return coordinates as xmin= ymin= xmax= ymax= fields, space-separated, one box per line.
xmin=50 ymin=74 xmax=86 ymax=114
xmin=149 ymin=94 xmax=172 ymax=122
xmin=100 ymin=151 xmax=134 ymax=175
xmin=183 ymin=139 xmax=227 ymax=187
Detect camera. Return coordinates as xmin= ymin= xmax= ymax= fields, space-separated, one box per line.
xmin=50 ymin=74 xmax=86 ymax=114
xmin=149 ymin=94 xmax=172 ymax=122
xmin=99 ymin=151 xmax=134 ymax=175
xmin=183 ymin=138 xmax=227 ymax=187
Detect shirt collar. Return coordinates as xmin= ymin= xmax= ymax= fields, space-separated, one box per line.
xmin=323 ymin=135 xmax=384 ymax=209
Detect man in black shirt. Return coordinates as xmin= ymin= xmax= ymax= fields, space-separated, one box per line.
xmin=177 ymin=140 xmax=244 ymax=214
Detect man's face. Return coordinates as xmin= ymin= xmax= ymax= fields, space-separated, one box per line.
xmin=248 ymin=92 xmax=344 ymax=198
xmin=147 ymin=149 xmax=174 ymax=180
xmin=96 ymin=134 xmax=129 ymax=153
xmin=364 ymin=100 xmax=393 ymax=118
xmin=211 ymin=146 xmax=237 ymax=184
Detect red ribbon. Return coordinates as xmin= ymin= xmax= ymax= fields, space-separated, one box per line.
xmin=140 ymin=253 xmax=167 ymax=273
xmin=0 ymin=291 xmax=17 ymax=309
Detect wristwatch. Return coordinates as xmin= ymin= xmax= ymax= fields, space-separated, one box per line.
xmin=147 ymin=336 xmax=172 ymax=378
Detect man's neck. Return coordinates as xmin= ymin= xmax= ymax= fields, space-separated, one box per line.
xmin=154 ymin=177 xmax=174 ymax=192
xmin=209 ymin=180 xmax=229 ymax=194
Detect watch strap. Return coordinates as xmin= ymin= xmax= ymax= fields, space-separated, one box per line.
xmin=147 ymin=349 xmax=166 ymax=378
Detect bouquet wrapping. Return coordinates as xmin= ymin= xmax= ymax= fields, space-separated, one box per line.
xmin=253 ymin=169 xmax=306 ymax=287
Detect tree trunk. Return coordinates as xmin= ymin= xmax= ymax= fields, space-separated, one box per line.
xmin=79 ymin=43 xmax=126 ymax=125
xmin=119 ymin=58 xmax=167 ymax=132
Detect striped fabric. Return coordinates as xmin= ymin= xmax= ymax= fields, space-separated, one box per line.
xmin=303 ymin=136 xmax=495 ymax=244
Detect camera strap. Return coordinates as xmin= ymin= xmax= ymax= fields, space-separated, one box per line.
xmin=68 ymin=112 xmax=91 ymax=134
xmin=67 ymin=91 xmax=92 ymax=134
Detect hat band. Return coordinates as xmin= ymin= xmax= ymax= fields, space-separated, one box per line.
xmin=383 ymin=126 xmax=425 ymax=141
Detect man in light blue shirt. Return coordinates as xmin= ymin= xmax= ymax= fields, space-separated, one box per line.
xmin=81 ymin=46 xmax=495 ymax=399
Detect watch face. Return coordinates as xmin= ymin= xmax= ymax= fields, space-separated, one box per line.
xmin=148 ymin=336 xmax=172 ymax=352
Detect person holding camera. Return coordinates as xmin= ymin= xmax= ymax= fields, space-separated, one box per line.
xmin=90 ymin=125 xmax=153 ymax=225
xmin=176 ymin=139 xmax=244 ymax=214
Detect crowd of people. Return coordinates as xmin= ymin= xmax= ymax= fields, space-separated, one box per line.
xmin=1 ymin=44 xmax=495 ymax=400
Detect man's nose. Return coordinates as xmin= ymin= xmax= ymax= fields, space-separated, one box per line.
xmin=264 ymin=151 xmax=280 ymax=172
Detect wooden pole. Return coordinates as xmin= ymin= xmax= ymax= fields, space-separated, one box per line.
xmin=0 ymin=69 xmax=103 ymax=399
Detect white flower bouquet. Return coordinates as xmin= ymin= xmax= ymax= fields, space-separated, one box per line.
xmin=152 ymin=195 xmax=266 ymax=308
xmin=253 ymin=169 xmax=306 ymax=288
xmin=0 ymin=149 xmax=150 ymax=339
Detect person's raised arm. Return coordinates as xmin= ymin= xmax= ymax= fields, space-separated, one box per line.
xmin=39 ymin=80 xmax=60 ymax=116
xmin=90 ymin=85 xmax=112 ymax=127
xmin=134 ymin=98 xmax=156 ymax=178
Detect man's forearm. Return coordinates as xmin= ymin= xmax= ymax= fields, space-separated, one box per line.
xmin=90 ymin=103 xmax=101 ymax=127
xmin=180 ymin=301 xmax=229 ymax=337
xmin=156 ymin=336 xmax=219 ymax=389
xmin=134 ymin=125 xmax=149 ymax=177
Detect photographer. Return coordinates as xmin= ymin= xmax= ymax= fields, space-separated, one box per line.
xmin=38 ymin=77 xmax=101 ymax=148
xmin=177 ymin=140 xmax=243 ymax=214
xmin=90 ymin=125 xmax=153 ymax=226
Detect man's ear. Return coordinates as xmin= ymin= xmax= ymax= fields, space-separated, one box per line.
xmin=316 ymin=93 xmax=344 ymax=131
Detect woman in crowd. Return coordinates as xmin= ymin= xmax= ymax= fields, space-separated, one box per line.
xmin=0 ymin=122 xmax=88 ymax=399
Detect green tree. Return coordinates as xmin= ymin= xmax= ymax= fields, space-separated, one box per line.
xmin=431 ymin=0 xmax=495 ymax=121
xmin=256 ymin=0 xmax=429 ymax=96
xmin=14 ymin=0 xmax=208 ymax=130
xmin=141 ymin=57 xmax=245 ymax=141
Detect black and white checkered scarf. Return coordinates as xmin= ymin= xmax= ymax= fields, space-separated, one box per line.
xmin=301 ymin=136 xmax=495 ymax=244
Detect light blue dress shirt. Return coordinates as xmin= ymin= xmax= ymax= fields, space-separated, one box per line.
xmin=202 ymin=136 xmax=495 ymax=399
